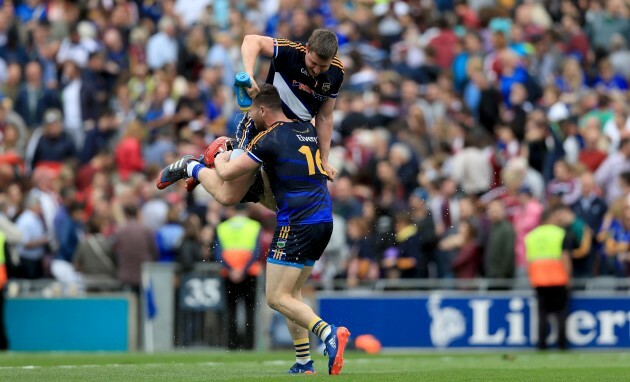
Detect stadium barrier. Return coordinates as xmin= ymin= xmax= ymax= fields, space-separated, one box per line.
xmin=318 ymin=290 xmax=630 ymax=349
xmin=5 ymin=293 xmax=137 ymax=351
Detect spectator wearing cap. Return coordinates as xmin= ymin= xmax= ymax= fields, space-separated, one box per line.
xmin=29 ymin=109 xmax=77 ymax=170
xmin=595 ymin=137 xmax=630 ymax=204
xmin=13 ymin=60 xmax=60 ymax=128
xmin=146 ymin=17 xmax=178 ymax=70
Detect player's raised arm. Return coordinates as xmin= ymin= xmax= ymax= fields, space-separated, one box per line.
xmin=241 ymin=35 xmax=275 ymax=95
xmin=315 ymin=97 xmax=337 ymax=181
xmin=214 ymin=151 xmax=260 ymax=181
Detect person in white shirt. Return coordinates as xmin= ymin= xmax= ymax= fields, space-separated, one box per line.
xmin=15 ymin=194 xmax=49 ymax=279
xmin=146 ymin=17 xmax=178 ymax=70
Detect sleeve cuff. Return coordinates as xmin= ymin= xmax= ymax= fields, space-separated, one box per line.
xmin=247 ymin=151 xmax=263 ymax=164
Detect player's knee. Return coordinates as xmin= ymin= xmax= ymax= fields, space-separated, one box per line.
xmin=265 ymin=292 xmax=288 ymax=312
xmin=266 ymin=294 xmax=279 ymax=311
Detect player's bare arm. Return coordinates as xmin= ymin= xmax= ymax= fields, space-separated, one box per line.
xmin=315 ymin=97 xmax=337 ymax=181
xmin=241 ymin=35 xmax=275 ymax=97
xmin=214 ymin=150 xmax=260 ymax=181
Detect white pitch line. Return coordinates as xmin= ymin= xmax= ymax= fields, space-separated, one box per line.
xmin=0 ymin=361 xmax=225 ymax=370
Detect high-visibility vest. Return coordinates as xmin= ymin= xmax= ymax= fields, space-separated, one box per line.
xmin=216 ymin=216 xmax=262 ymax=277
xmin=0 ymin=231 xmax=6 ymax=289
xmin=525 ymin=224 xmax=569 ymax=287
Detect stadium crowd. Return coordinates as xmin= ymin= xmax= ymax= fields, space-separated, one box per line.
xmin=0 ymin=0 xmax=630 ymax=293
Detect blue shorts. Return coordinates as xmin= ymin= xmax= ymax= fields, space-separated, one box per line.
xmin=267 ymin=223 xmax=334 ymax=269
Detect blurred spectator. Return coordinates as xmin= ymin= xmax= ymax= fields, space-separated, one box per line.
xmin=383 ymin=212 xmax=421 ymax=279
xmin=595 ymin=137 xmax=630 ymax=204
xmin=451 ymin=130 xmax=492 ymax=195
xmin=513 ymin=186 xmax=544 ymax=276
xmin=579 ymin=123 xmax=608 ymax=172
xmin=450 ymin=219 xmax=482 ymax=279
xmin=430 ymin=177 xmax=460 ymax=235
xmin=314 ymin=214 xmax=349 ymax=290
xmin=409 ymin=188 xmax=438 ymax=278
xmin=177 ymin=214 xmax=203 ymax=274
xmin=332 ymin=175 xmax=362 ymax=221
xmin=73 ymin=215 xmax=117 ymax=289
xmin=51 ymin=198 xmax=85 ymax=292
xmin=15 ymin=193 xmax=48 ymax=279
xmin=484 ymin=199 xmax=515 ymax=281
xmin=586 ymin=0 xmax=630 ymax=52
xmin=115 ymin=121 xmax=145 ymax=182
xmin=346 ymin=216 xmax=378 ymax=287
xmin=113 ymin=204 xmax=157 ymax=292
xmin=146 ymin=17 xmax=178 ymax=70
xmin=60 ymin=60 xmax=84 ymax=146
xmin=56 ymin=22 xmax=99 ymax=68
xmin=13 ymin=60 xmax=60 ymax=128
xmin=29 ymin=108 xmax=77 ymax=170
xmin=155 ymin=206 xmax=185 ymax=263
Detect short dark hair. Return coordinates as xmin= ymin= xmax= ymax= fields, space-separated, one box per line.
xmin=307 ymin=29 xmax=338 ymax=59
xmin=253 ymin=84 xmax=282 ymax=111
xmin=541 ymin=204 xmax=568 ymax=223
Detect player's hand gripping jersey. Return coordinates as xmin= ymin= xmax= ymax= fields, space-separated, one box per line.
xmin=237 ymin=38 xmax=344 ymax=149
xmin=246 ymin=120 xmax=333 ymax=226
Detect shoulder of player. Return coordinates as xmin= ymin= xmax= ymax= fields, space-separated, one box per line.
xmin=274 ymin=38 xmax=306 ymax=52
xmin=330 ymin=56 xmax=344 ymax=74
xmin=248 ymin=122 xmax=284 ymax=147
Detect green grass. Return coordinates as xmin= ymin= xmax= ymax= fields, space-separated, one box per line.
xmin=1 ymin=351 xmax=629 ymax=381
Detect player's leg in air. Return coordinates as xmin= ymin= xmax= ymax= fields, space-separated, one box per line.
xmin=156 ymin=73 xmax=275 ymax=209
xmin=265 ymin=224 xmax=350 ymax=375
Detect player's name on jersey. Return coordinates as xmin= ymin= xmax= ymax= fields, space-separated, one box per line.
xmin=297 ymin=135 xmax=318 ymax=143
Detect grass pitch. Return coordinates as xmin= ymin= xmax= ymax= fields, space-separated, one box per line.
xmin=0 ymin=350 xmax=628 ymax=381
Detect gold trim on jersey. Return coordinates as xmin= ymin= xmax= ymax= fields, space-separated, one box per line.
xmin=247 ymin=122 xmax=283 ymax=150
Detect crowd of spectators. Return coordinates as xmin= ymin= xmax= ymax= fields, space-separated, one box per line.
xmin=1 ymin=0 xmax=630 ymax=293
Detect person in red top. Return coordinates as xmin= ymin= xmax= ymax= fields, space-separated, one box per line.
xmin=561 ymin=14 xmax=589 ymax=62
xmin=579 ymin=124 xmax=608 ymax=172
xmin=115 ymin=121 xmax=145 ymax=182
xmin=427 ymin=17 xmax=459 ymax=69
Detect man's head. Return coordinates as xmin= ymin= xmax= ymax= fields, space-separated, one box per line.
xmin=251 ymin=84 xmax=284 ymax=131
xmin=487 ymin=199 xmax=506 ymax=223
xmin=305 ymin=29 xmax=338 ymax=77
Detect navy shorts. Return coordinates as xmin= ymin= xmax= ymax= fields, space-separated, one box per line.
xmin=267 ymin=223 xmax=334 ymax=269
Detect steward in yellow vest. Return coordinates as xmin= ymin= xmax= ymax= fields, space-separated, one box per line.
xmin=525 ymin=205 xmax=572 ymax=350
xmin=213 ymin=205 xmax=262 ymax=350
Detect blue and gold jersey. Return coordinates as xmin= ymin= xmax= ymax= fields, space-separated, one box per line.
xmin=246 ymin=120 xmax=333 ymax=226
xmin=267 ymin=38 xmax=344 ymax=121
xmin=236 ymin=38 xmax=344 ymax=149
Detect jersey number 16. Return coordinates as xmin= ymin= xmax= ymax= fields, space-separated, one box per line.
xmin=298 ymin=145 xmax=327 ymax=176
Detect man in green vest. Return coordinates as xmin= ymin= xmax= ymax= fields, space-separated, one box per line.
xmin=213 ymin=204 xmax=262 ymax=350
xmin=525 ymin=205 xmax=573 ymax=350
